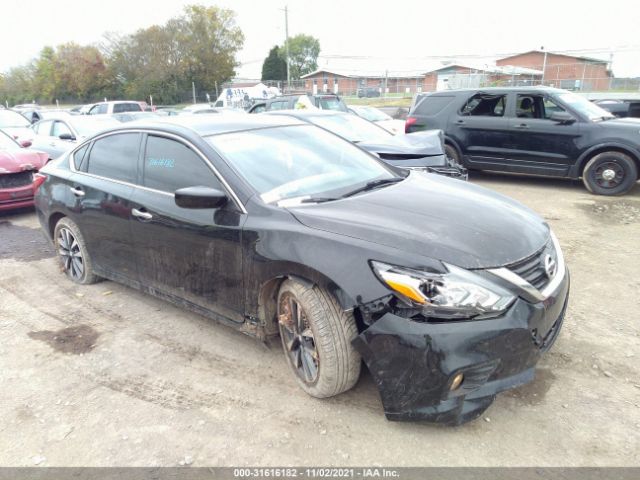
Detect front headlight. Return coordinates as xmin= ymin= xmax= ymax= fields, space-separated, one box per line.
xmin=370 ymin=261 xmax=515 ymax=320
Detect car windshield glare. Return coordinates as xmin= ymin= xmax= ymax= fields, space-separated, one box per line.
xmin=207 ymin=125 xmax=395 ymax=204
xmin=357 ymin=107 xmax=391 ymax=122
xmin=0 ymin=110 xmax=30 ymax=128
xmin=73 ymin=118 xmax=120 ymax=137
xmin=0 ymin=131 xmax=19 ymax=149
xmin=309 ymin=114 xmax=391 ymax=143
xmin=557 ymin=92 xmax=614 ymax=121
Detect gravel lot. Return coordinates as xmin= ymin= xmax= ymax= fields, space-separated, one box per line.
xmin=1 ymin=173 xmax=639 ymax=467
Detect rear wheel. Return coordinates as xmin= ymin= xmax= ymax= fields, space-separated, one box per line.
xmin=277 ymin=280 xmax=360 ymax=398
xmin=445 ymin=143 xmax=463 ymax=168
xmin=53 ymin=217 xmax=100 ymax=285
xmin=582 ymin=151 xmax=638 ymax=196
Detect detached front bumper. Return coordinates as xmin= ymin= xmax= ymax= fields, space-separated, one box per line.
xmin=352 ymin=269 xmax=569 ymax=425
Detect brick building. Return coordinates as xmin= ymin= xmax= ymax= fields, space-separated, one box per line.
xmin=301 ymin=69 xmax=425 ymax=96
xmin=496 ymin=50 xmax=612 ymax=91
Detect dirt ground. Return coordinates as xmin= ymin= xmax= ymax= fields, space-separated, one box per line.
xmin=0 ymin=173 xmax=639 ymax=467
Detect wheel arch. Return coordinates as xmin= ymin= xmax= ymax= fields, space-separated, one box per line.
xmin=256 ymin=269 xmax=357 ymax=337
xmin=574 ymin=143 xmax=640 ymax=178
xmin=444 ymin=136 xmax=463 ymax=159
xmin=47 ymin=211 xmax=67 ymax=239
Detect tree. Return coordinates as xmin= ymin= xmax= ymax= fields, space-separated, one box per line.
xmin=281 ymin=34 xmax=320 ymax=80
xmin=261 ymin=46 xmax=287 ymax=81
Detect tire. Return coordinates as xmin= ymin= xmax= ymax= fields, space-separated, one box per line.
xmin=582 ymin=151 xmax=638 ymax=196
xmin=444 ymin=143 xmax=463 ymax=168
xmin=277 ymin=280 xmax=361 ymax=398
xmin=53 ymin=217 xmax=100 ymax=285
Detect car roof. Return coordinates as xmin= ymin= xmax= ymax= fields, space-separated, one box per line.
xmin=121 ymin=113 xmax=306 ymax=137
xmin=424 ymin=86 xmax=567 ymax=96
xmin=267 ymin=110 xmax=348 ymax=119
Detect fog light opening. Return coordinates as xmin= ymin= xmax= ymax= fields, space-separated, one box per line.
xmin=450 ymin=372 xmax=464 ymax=391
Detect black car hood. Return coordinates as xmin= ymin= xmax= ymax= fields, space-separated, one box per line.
xmin=288 ymin=172 xmax=549 ymax=269
xmin=358 ymin=129 xmax=443 ymax=156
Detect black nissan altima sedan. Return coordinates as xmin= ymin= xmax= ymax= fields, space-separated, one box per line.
xmin=34 ymin=115 xmax=570 ymax=425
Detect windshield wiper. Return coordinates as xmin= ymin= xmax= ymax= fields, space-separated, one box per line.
xmin=300 ymin=196 xmax=339 ymax=204
xmin=340 ymin=177 xmax=404 ymax=199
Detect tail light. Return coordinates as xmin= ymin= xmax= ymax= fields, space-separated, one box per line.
xmin=33 ymin=173 xmax=47 ymax=192
xmin=405 ymin=116 xmax=417 ymax=133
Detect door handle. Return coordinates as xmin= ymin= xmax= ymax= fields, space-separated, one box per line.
xmin=455 ymin=119 xmax=465 ymax=124
xmin=69 ymin=186 xmax=85 ymax=197
xmin=132 ymin=208 xmax=153 ymax=221
xmin=514 ymin=123 xmax=529 ymax=129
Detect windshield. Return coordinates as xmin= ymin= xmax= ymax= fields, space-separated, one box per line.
xmin=0 ymin=131 xmax=19 ymax=149
xmin=307 ymin=114 xmax=391 ymax=143
xmin=207 ymin=125 xmax=395 ymax=204
xmin=557 ymin=92 xmax=614 ymax=121
xmin=317 ymin=97 xmax=348 ymax=112
xmin=354 ymin=107 xmax=392 ymax=122
xmin=0 ymin=110 xmax=30 ymax=128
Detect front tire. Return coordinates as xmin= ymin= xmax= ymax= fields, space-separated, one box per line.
xmin=277 ymin=280 xmax=361 ymax=398
xmin=53 ymin=217 xmax=100 ymax=284
xmin=582 ymin=151 xmax=638 ymax=196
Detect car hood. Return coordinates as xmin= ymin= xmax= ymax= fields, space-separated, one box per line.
xmin=607 ymin=117 xmax=640 ymax=126
xmin=0 ymin=149 xmax=48 ymax=173
xmin=287 ymin=172 xmax=549 ymax=269
xmin=358 ymin=129 xmax=444 ymax=156
xmin=373 ymin=119 xmax=406 ymax=135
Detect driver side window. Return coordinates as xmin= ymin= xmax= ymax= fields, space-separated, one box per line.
xmin=542 ymin=97 xmax=566 ymax=120
xmin=143 ymin=135 xmax=223 ymax=193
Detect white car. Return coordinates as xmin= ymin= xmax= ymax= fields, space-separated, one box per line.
xmin=87 ymin=101 xmax=143 ymax=115
xmin=348 ymin=105 xmax=406 ymax=135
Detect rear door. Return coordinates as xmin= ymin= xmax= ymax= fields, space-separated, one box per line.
xmin=507 ymin=94 xmax=581 ymax=176
xmin=31 ymin=120 xmax=55 ymax=157
xmin=449 ymin=92 xmax=513 ymax=168
xmin=70 ymin=132 xmax=141 ymax=282
xmin=129 ymin=133 xmax=246 ymax=323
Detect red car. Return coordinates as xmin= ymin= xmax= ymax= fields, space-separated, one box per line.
xmin=0 ymin=130 xmax=48 ymax=211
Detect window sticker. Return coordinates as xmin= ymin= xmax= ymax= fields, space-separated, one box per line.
xmin=148 ymin=157 xmax=175 ymax=168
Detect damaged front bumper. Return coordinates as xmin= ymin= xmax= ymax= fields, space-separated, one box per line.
xmin=352 ymin=269 xmax=569 ymax=425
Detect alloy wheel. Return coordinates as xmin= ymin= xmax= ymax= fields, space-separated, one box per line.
xmin=278 ymin=293 xmax=320 ymax=384
xmin=57 ymin=227 xmax=84 ymax=280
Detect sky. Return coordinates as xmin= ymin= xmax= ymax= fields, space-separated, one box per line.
xmin=2 ymin=0 xmax=640 ymax=78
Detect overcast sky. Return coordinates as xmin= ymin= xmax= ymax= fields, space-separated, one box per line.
xmin=2 ymin=0 xmax=639 ymax=77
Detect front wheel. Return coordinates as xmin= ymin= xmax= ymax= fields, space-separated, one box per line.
xmin=582 ymin=151 xmax=638 ymax=196
xmin=277 ymin=280 xmax=361 ymax=398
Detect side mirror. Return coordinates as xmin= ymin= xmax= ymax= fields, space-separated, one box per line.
xmin=175 ymin=186 xmax=228 ymax=209
xmin=20 ymin=139 xmax=32 ymax=148
xmin=549 ymin=111 xmax=576 ymax=124
xmin=59 ymin=133 xmax=76 ymax=141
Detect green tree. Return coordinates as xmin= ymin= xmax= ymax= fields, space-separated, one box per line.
xmin=281 ymin=34 xmax=320 ymax=79
xmin=261 ymin=46 xmax=287 ymax=81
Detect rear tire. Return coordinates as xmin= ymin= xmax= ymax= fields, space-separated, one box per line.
xmin=277 ymin=280 xmax=361 ymax=398
xmin=53 ymin=217 xmax=100 ymax=285
xmin=445 ymin=143 xmax=463 ymax=168
xmin=582 ymin=151 xmax=637 ymax=196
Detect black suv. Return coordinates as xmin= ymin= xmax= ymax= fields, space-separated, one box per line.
xmin=248 ymin=94 xmax=348 ymax=114
xmin=406 ymin=87 xmax=640 ymax=195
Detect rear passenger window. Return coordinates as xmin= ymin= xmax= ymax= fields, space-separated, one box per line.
xmin=269 ymin=101 xmax=288 ymax=111
xmin=143 ymin=135 xmax=222 ymax=193
xmin=414 ymin=95 xmax=454 ymax=116
xmin=85 ymin=133 xmax=140 ymax=183
xmin=461 ymin=94 xmax=506 ymax=117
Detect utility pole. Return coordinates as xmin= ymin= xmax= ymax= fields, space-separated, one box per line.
xmin=192 ymin=81 xmax=196 ymax=104
xmin=284 ymin=5 xmax=290 ymax=92
xmin=541 ymin=46 xmax=548 ymax=86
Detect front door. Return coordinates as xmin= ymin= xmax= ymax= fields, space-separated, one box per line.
xmin=507 ymin=94 xmax=582 ymax=176
xmin=129 ymin=134 xmax=246 ymax=323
